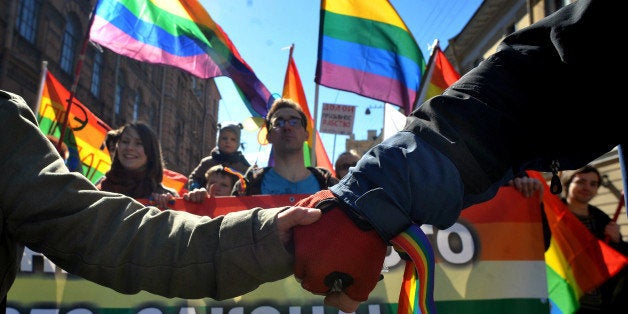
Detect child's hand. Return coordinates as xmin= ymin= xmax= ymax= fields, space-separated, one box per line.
xmin=183 ymin=188 xmax=209 ymax=203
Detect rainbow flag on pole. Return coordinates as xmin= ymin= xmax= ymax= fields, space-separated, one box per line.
xmin=416 ymin=43 xmax=460 ymax=107
xmin=37 ymin=71 xmax=112 ymax=184
xmin=90 ymin=0 xmax=274 ymax=116
xmin=282 ymin=45 xmax=334 ymax=172
xmin=316 ymin=0 xmax=425 ymax=115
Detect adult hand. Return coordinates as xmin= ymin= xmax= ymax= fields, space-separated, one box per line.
xmin=277 ymin=206 xmax=322 ymax=248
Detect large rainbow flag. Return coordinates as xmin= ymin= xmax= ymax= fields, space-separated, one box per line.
xmin=89 ymin=0 xmax=274 ymax=117
xmin=416 ymin=44 xmax=460 ymax=108
xmin=316 ymin=0 xmax=425 ymax=115
xmin=37 ymin=71 xmax=112 ymax=184
xmin=527 ymin=171 xmax=628 ymax=313
xmin=282 ymin=45 xmax=334 ymax=173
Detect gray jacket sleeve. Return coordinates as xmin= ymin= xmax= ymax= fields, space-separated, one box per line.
xmin=0 ymin=90 xmax=293 ymax=300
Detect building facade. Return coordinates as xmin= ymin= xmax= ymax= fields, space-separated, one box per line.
xmin=0 ymin=0 xmax=222 ymax=175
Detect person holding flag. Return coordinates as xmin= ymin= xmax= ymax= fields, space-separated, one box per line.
xmin=561 ymin=165 xmax=628 ymax=312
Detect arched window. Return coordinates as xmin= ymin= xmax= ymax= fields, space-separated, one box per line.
xmin=16 ymin=0 xmax=41 ymax=44
xmin=114 ymin=74 xmax=125 ymax=117
xmin=133 ymin=92 xmax=142 ymax=121
xmin=91 ymin=49 xmax=103 ymax=97
xmin=149 ymin=102 xmax=158 ymax=126
xmin=60 ymin=15 xmax=80 ymax=74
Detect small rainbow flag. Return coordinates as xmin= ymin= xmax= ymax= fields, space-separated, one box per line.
xmin=416 ymin=44 xmax=460 ymax=107
xmin=282 ymin=45 xmax=334 ymax=172
xmin=37 ymin=71 xmax=112 ymax=184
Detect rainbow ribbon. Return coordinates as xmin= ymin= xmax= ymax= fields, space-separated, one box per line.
xmin=390 ymin=224 xmax=436 ymax=314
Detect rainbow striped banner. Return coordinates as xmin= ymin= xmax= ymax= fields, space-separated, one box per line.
xmin=9 ymin=189 xmax=549 ymax=313
xmin=90 ymin=0 xmax=274 ymax=116
xmin=37 ymin=71 xmax=112 ymax=183
xmin=316 ymin=0 xmax=425 ymax=115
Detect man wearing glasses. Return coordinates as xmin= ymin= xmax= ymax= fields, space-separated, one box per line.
xmin=232 ymin=98 xmax=338 ymax=196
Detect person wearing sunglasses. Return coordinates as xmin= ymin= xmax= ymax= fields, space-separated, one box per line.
xmin=232 ymin=98 xmax=338 ymax=196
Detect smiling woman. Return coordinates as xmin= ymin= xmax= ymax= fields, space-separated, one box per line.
xmin=96 ymin=121 xmax=178 ymax=207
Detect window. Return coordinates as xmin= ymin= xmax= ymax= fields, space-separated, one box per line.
xmin=114 ymin=74 xmax=125 ymax=117
xmin=149 ymin=102 xmax=158 ymax=126
xmin=16 ymin=0 xmax=41 ymax=44
xmin=60 ymin=15 xmax=80 ymax=74
xmin=133 ymin=92 xmax=142 ymax=121
xmin=90 ymin=50 xmax=103 ymax=97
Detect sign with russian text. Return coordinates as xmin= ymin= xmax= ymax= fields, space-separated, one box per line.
xmin=320 ymin=103 xmax=356 ymax=135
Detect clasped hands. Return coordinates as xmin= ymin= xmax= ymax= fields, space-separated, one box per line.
xmin=290 ymin=190 xmax=388 ymax=313
xmin=172 ymin=189 xmax=386 ymax=312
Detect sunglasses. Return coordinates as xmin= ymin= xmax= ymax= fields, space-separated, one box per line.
xmin=271 ymin=117 xmax=303 ymax=128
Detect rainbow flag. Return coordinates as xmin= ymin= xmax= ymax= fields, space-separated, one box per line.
xmin=37 ymin=71 xmax=112 ymax=184
xmin=527 ymin=171 xmax=628 ymax=314
xmin=282 ymin=45 xmax=334 ymax=173
xmin=316 ymin=0 xmax=425 ymax=115
xmin=416 ymin=44 xmax=460 ymax=107
xmin=162 ymin=169 xmax=188 ymax=195
xmin=89 ymin=0 xmax=274 ymax=116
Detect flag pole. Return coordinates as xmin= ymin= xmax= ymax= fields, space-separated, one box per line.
xmin=415 ymin=39 xmax=440 ymax=110
xmin=312 ymin=81 xmax=320 ymax=167
xmin=56 ymin=0 xmax=98 ymax=154
xmin=34 ymin=60 xmax=48 ymax=115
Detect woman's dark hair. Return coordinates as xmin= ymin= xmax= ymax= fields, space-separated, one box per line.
xmin=111 ymin=121 xmax=164 ymax=189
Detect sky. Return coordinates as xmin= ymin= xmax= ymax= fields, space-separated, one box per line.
xmin=200 ymin=0 xmax=483 ymax=167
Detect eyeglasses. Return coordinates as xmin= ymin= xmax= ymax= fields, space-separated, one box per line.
xmin=271 ymin=117 xmax=303 ymax=128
